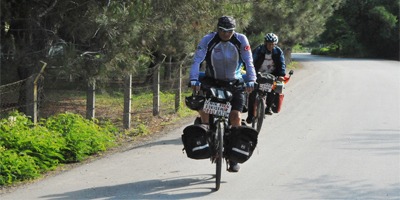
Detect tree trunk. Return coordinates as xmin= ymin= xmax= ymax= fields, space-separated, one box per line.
xmin=282 ymin=47 xmax=292 ymax=66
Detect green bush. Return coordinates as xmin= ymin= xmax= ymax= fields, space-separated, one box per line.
xmin=0 ymin=148 xmax=41 ymax=185
xmin=0 ymin=111 xmax=117 ymax=185
xmin=43 ymin=112 xmax=117 ymax=162
xmin=0 ymin=112 xmax=65 ymax=171
xmin=311 ymin=47 xmax=330 ymax=55
xmin=292 ymin=44 xmax=309 ymax=53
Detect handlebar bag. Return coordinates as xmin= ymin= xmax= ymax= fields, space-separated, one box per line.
xmin=226 ymin=126 xmax=259 ymax=163
xmin=257 ymin=73 xmax=275 ymax=84
xmin=182 ymin=124 xmax=211 ymax=159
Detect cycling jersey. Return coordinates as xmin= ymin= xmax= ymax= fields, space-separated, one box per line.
xmin=252 ymin=44 xmax=286 ymax=77
xmin=190 ymin=32 xmax=256 ymax=82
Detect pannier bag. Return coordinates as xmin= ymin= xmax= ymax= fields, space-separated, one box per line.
xmin=226 ymin=126 xmax=259 ymax=163
xmin=272 ymin=93 xmax=284 ymax=113
xmin=182 ymin=125 xmax=211 ymax=159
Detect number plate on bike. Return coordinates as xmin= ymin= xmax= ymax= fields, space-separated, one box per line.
xmin=259 ymin=83 xmax=273 ymax=92
xmin=203 ymin=99 xmax=232 ymax=117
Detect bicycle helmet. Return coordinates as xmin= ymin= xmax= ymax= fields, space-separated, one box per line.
xmin=264 ymin=33 xmax=278 ymax=44
xmin=218 ymin=16 xmax=236 ymax=30
xmin=185 ymin=95 xmax=205 ymax=110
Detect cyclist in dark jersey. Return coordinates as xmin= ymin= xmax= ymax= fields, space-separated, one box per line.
xmin=246 ymin=33 xmax=286 ymax=124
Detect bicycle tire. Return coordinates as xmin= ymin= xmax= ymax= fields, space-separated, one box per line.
xmin=215 ymin=121 xmax=224 ymax=191
xmin=252 ymin=98 xmax=265 ymax=132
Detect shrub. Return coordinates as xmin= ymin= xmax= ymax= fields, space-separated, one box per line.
xmin=0 ymin=112 xmax=65 ymax=171
xmin=0 ymin=148 xmax=41 ymax=185
xmin=0 ymin=111 xmax=118 ymax=185
xmin=43 ymin=112 xmax=116 ymax=162
xmin=311 ymin=47 xmax=330 ymax=55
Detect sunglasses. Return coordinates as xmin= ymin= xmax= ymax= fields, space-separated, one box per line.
xmin=219 ymin=28 xmax=233 ymax=33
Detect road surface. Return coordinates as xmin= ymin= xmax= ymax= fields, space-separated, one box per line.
xmin=1 ymin=53 xmax=399 ymax=199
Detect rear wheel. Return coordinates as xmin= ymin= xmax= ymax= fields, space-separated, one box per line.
xmin=215 ymin=121 xmax=224 ymax=191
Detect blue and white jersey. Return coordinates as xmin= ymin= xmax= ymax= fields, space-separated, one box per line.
xmin=190 ymin=32 xmax=256 ymax=82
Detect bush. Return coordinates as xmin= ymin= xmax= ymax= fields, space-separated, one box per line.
xmin=292 ymin=44 xmax=309 ymax=53
xmin=0 ymin=111 xmax=117 ymax=185
xmin=311 ymin=47 xmax=331 ymax=55
xmin=0 ymin=148 xmax=40 ymax=185
xmin=0 ymin=112 xmax=65 ymax=171
xmin=43 ymin=112 xmax=117 ymax=162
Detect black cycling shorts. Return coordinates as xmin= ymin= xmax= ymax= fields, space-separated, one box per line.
xmin=200 ymin=77 xmax=245 ymax=112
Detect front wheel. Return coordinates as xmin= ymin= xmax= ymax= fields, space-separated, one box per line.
xmin=215 ymin=121 xmax=224 ymax=191
xmin=252 ymin=97 xmax=265 ymax=132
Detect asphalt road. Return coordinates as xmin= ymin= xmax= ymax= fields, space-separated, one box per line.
xmin=1 ymin=53 xmax=399 ymax=200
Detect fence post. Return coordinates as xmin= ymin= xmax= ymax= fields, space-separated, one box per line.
xmin=25 ymin=61 xmax=47 ymax=123
xmin=153 ymin=65 xmax=160 ymax=116
xmin=86 ymin=80 xmax=95 ymax=120
xmin=26 ymin=75 xmax=37 ymax=123
xmin=175 ymin=64 xmax=182 ymax=112
xmin=123 ymin=74 xmax=132 ymax=129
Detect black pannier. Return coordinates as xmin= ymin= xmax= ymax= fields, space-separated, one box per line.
xmin=181 ymin=125 xmax=211 ymax=159
xmin=226 ymin=126 xmax=258 ymax=163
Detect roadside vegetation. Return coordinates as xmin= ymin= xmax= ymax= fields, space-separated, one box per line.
xmin=0 ymin=111 xmax=117 ymax=185
xmin=312 ymin=0 xmax=398 ymax=59
xmin=0 ymin=91 xmax=196 ymax=186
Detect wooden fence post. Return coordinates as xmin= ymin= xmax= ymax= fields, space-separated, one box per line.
xmin=175 ymin=65 xmax=182 ymax=112
xmin=123 ymin=74 xmax=132 ymax=129
xmin=86 ymin=80 xmax=95 ymax=120
xmin=26 ymin=75 xmax=37 ymax=123
xmin=153 ymin=66 xmax=160 ymax=116
xmin=26 ymin=61 xmax=47 ymax=123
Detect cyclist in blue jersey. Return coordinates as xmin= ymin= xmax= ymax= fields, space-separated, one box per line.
xmin=189 ymin=16 xmax=257 ymax=172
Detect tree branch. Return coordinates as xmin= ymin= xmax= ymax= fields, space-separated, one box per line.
xmin=39 ymin=0 xmax=58 ymax=18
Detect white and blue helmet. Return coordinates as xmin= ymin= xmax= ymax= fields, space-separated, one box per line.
xmin=264 ymin=33 xmax=278 ymax=44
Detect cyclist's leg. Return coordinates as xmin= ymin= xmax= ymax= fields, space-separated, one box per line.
xmin=198 ymin=109 xmax=209 ymax=124
xmin=229 ymin=91 xmax=245 ymax=127
xmin=266 ymin=91 xmax=276 ymax=114
xmin=229 ymin=110 xmax=241 ymax=127
xmin=246 ymin=90 xmax=257 ymax=123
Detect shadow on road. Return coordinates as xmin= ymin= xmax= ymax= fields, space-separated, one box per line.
xmin=288 ymin=175 xmax=399 ymax=199
xmin=122 ymin=137 xmax=183 ymax=153
xmin=339 ymin=129 xmax=400 ymax=156
xmin=40 ymin=174 xmax=220 ymax=199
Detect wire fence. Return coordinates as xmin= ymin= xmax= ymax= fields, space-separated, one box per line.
xmin=1 ymin=61 xmax=194 ymax=129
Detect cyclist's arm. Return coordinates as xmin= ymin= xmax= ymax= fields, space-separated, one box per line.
xmin=238 ymin=34 xmax=256 ymax=82
xmin=189 ymin=34 xmax=211 ymax=82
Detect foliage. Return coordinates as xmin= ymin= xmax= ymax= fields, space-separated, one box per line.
xmin=319 ymin=0 xmax=399 ymax=59
xmin=292 ymin=44 xmax=309 ymax=53
xmin=246 ymin=0 xmax=343 ymax=64
xmin=311 ymin=47 xmax=331 ymax=55
xmin=0 ymin=112 xmax=66 ymax=171
xmin=0 ymin=148 xmax=41 ymax=185
xmin=43 ymin=112 xmax=117 ymax=162
xmin=0 ymin=111 xmax=117 ymax=185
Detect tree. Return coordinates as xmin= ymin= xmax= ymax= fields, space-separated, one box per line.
xmin=139 ymin=0 xmax=253 ymax=84
xmin=245 ymin=0 xmax=343 ymax=64
xmin=319 ymin=0 xmax=399 ymax=59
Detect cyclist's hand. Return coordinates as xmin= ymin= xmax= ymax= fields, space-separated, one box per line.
xmin=190 ymin=80 xmax=201 ymax=92
xmin=245 ymin=81 xmax=255 ymax=94
xmin=277 ymin=76 xmax=285 ymax=81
